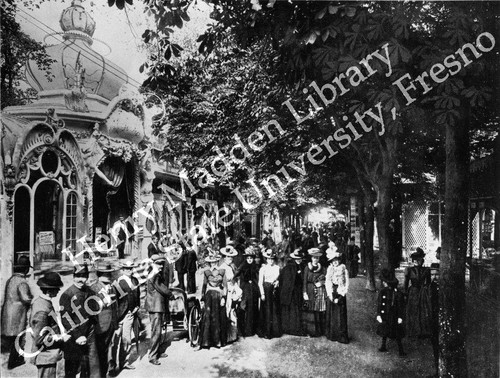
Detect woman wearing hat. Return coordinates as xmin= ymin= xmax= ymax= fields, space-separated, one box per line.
xmin=404 ymin=247 xmax=432 ymax=338
xmin=325 ymin=247 xmax=349 ymax=344
xmin=258 ymin=249 xmax=281 ymax=339
xmin=30 ymin=272 xmax=70 ymax=378
xmin=233 ymin=247 xmax=260 ymax=337
xmin=200 ymin=250 xmax=228 ymax=348
xmin=219 ymin=246 xmax=240 ymax=343
xmin=302 ymin=248 xmax=327 ymax=337
xmin=376 ymin=269 xmax=406 ymax=356
xmin=279 ymin=248 xmax=305 ymax=336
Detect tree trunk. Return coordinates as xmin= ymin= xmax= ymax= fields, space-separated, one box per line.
xmin=439 ymin=111 xmax=469 ymax=377
xmin=363 ymin=199 xmax=376 ymax=291
xmin=358 ymin=178 xmax=377 ymax=291
xmin=375 ymin=176 xmax=393 ymax=270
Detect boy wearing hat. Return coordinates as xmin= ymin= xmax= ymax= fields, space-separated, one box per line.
xmin=59 ymin=264 xmax=99 ymax=378
xmin=376 ymin=268 xmax=406 ymax=356
xmin=30 ymin=272 xmax=70 ymax=378
xmin=89 ymin=263 xmax=118 ymax=376
xmin=1 ymin=255 xmax=33 ymax=369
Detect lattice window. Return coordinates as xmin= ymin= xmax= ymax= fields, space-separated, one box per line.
xmin=403 ymin=202 xmax=428 ymax=254
xmin=470 ymin=212 xmax=481 ymax=258
xmin=66 ymin=192 xmax=77 ymax=253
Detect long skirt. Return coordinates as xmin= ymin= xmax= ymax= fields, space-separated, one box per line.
xmin=258 ymin=283 xmax=282 ymax=339
xmin=325 ymin=296 xmax=349 ymax=343
xmin=302 ymin=310 xmax=325 ymax=337
xmin=238 ymin=282 xmax=260 ymax=337
xmin=200 ymin=290 xmax=227 ymax=348
xmin=406 ymin=286 xmax=432 ymax=337
xmin=281 ymin=292 xmax=303 ymax=336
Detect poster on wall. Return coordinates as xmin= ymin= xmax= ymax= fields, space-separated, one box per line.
xmin=38 ymin=231 xmax=55 ymax=246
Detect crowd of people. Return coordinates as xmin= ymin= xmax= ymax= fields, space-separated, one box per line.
xmin=0 ymin=222 xmax=441 ymax=377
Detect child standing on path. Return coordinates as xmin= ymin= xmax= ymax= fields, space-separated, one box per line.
xmin=376 ymin=268 xmax=406 ymax=356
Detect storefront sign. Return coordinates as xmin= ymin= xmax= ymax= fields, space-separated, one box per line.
xmin=39 ymin=231 xmax=54 ymax=245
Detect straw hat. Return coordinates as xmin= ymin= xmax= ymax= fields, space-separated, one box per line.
xmin=220 ymin=246 xmax=238 ymax=257
xmin=205 ymin=251 xmax=222 ymax=263
xmin=120 ymin=259 xmax=138 ymax=269
xmin=263 ymin=249 xmax=277 ymax=259
xmin=308 ymin=248 xmax=322 ymax=257
xmin=289 ymin=249 xmax=304 ymax=259
xmin=243 ymin=247 xmax=256 ymax=257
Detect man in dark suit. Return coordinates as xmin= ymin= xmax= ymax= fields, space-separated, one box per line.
xmin=89 ymin=263 xmax=118 ymax=377
xmin=148 ymin=234 xmax=160 ymax=258
xmin=146 ymin=255 xmax=174 ymax=365
xmin=185 ymin=242 xmax=198 ymax=294
xmin=59 ymin=264 xmax=99 ymax=378
xmin=30 ymin=272 xmax=71 ymax=378
xmin=1 ymin=256 xmax=33 ymax=369
xmin=115 ymin=259 xmax=141 ymax=370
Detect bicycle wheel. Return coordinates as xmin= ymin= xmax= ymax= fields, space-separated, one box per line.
xmin=188 ymin=304 xmax=202 ymax=347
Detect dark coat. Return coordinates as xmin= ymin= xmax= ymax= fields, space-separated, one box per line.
xmin=89 ymin=281 xmax=118 ymax=334
xmin=175 ymin=250 xmax=187 ymax=275
xmin=279 ymin=261 xmax=303 ymax=306
xmin=30 ymin=297 xmax=63 ymax=365
xmin=147 ymin=242 xmax=160 ymax=258
xmin=186 ymin=249 xmax=198 ymax=273
xmin=115 ymin=275 xmax=140 ymax=320
xmin=1 ymin=273 xmax=33 ymax=336
xmin=376 ymin=286 xmax=406 ymax=339
xmin=145 ymin=273 xmax=173 ymax=313
xmin=59 ymin=284 xmax=94 ymax=357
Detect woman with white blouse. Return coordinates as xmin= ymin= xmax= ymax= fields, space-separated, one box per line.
xmin=219 ymin=246 xmax=241 ymax=343
xmin=258 ymin=249 xmax=282 ymax=338
xmin=325 ymin=246 xmax=350 ymax=344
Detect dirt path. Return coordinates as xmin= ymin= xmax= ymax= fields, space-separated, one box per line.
xmin=1 ymin=274 xmax=438 ymax=378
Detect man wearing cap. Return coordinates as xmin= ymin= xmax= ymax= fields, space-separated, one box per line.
xmin=1 ymin=255 xmax=33 ymax=369
xmin=115 ymin=260 xmax=141 ymax=370
xmin=30 ymin=272 xmax=71 ymax=378
xmin=59 ymin=264 xmax=99 ymax=378
xmin=146 ymin=254 xmax=175 ymax=365
xmin=89 ymin=263 xmax=118 ymax=377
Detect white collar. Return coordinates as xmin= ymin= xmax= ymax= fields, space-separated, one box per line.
xmin=40 ymin=293 xmax=51 ymax=301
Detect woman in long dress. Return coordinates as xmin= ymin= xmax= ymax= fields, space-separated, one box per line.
xmin=325 ymin=246 xmax=349 ymax=343
xmin=199 ymin=251 xmax=227 ymax=348
xmin=302 ymin=248 xmax=327 ymax=337
xmin=279 ymin=249 xmax=305 ymax=336
xmin=258 ymin=249 xmax=281 ymax=339
xmin=219 ymin=246 xmax=240 ymax=343
xmin=404 ymin=248 xmax=432 ymax=338
xmin=233 ymin=247 xmax=260 ymax=337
